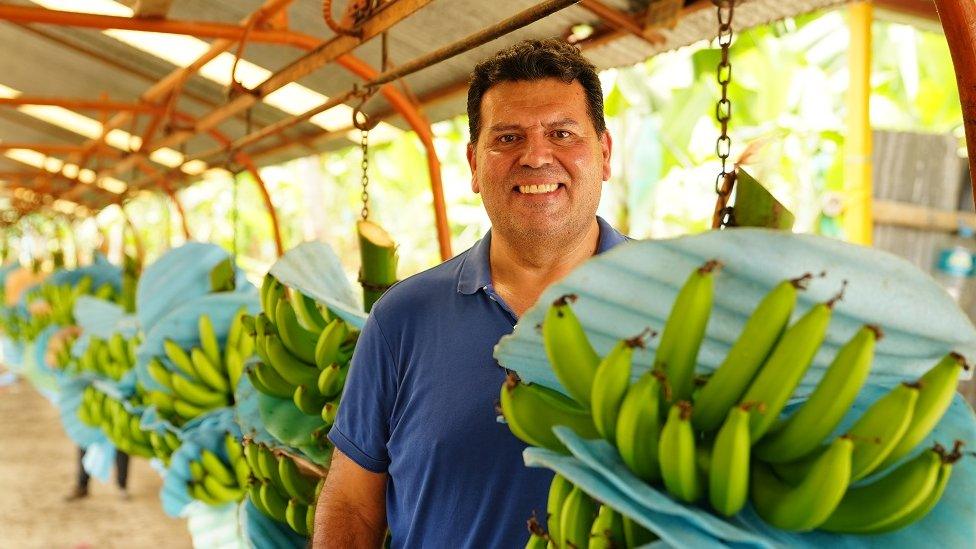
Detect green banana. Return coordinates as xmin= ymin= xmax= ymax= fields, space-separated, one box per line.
xmin=875 ymin=353 xmax=968 ymax=472
xmin=261 ymin=274 xmax=284 ymax=321
xmin=614 ymin=370 xmax=663 ymax=483
xmin=292 ymin=291 xmax=327 ymax=333
xmin=171 ymin=373 xmax=227 ymax=408
xmin=590 ymin=333 xmax=646 ymax=444
xmin=260 ymin=482 xmax=289 ymax=522
xmin=225 ymin=345 xmax=244 ymax=392
xmin=247 ymin=361 xmax=296 ymax=399
xmin=233 ymin=456 xmax=251 ymax=490
xmin=203 ymin=473 xmax=245 ymax=502
xmin=191 ymin=347 xmax=230 ymax=393
xmin=499 ymin=374 xmax=600 ymax=454
xmin=173 ymin=398 xmax=207 ymax=420
xmin=200 ymin=448 xmax=236 ymax=486
xmin=740 ymin=296 xmax=838 ymax=442
xmin=750 ymin=436 xmax=852 ymax=531
xmin=755 ymin=325 xmax=879 ymax=463
xmin=264 ymin=334 xmax=320 ymax=387
xmin=314 ymin=318 xmax=348 ymax=370
xmin=623 ymin=516 xmax=656 ymax=547
xmin=293 ymin=385 xmax=328 ymax=416
xmin=198 ymin=314 xmax=224 ymax=375
xmin=820 ymin=445 xmax=943 ymax=533
xmin=542 ymin=294 xmax=600 ymax=406
xmin=879 ymin=442 xmax=961 ymax=532
xmin=286 ymin=498 xmax=310 ymax=536
xmin=244 ymin=442 xmax=264 ymax=479
xmin=588 ymin=504 xmax=625 ymax=549
xmin=248 ymin=479 xmax=273 ymax=518
xmin=846 ymin=382 xmax=920 ymax=481
xmin=164 ymin=339 xmax=198 ymax=380
xmin=226 ymin=307 xmax=244 ymax=354
xmin=523 ymin=532 xmax=547 ymax=549
xmin=317 ymin=363 xmax=348 ymax=399
xmin=653 ymin=260 xmax=720 ymax=403
xmin=559 ymin=485 xmax=597 ymax=549
xmin=279 ymin=454 xmax=316 ymax=505
xmin=108 ymin=333 xmax=130 ymax=368
xmin=164 ymin=431 xmax=181 ymax=452
xmin=257 ymin=445 xmax=284 ymax=489
xmin=275 ymin=299 xmax=319 ymax=364
xmin=189 ymin=481 xmax=223 ymax=506
xmin=659 ymin=401 xmax=702 ymax=503
xmin=546 ymin=474 xmax=572 ymax=547
xmin=189 ymin=460 xmax=205 ymax=482
xmin=306 ymin=501 xmax=317 ymax=539
xmin=321 ymin=400 xmax=338 ymax=426
xmin=709 ymin=404 xmax=752 ymax=516
xmin=146 ymin=390 xmax=176 ymax=415
xmin=147 ymin=358 xmax=174 ymax=390
xmin=225 ymin=433 xmax=243 ymax=463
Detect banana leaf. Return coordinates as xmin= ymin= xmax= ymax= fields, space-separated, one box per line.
xmin=267 ymin=241 xmax=367 ymax=330
xmin=496 ymin=228 xmax=976 ymax=545
xmin=136 ymin=242 xmax=251 ymax=335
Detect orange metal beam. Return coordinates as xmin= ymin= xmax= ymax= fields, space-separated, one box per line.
xmin=933 ymin=0 xmax=976 ymax=207
xmin=875 ymin=0 xmax=940 ymax=22
xmin=579 ymin=0 xmax=666 ymax=45
xmin=0 ymin=4 xmax=318 ymax=49
xmin=0 ymin=143 xmax=86 ymax=154
xmin=0 ymin=96 xmax=160 ymax=113
xmin=59 ymin=0 xmax=296 ymax=204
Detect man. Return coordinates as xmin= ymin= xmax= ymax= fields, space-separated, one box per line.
xmin=315 ymin=39 xmax=628 ymax=547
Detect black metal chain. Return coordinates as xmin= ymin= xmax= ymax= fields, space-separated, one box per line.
xmin=713 ymin=0 xmax=736 ymax=229
xmin=359 ymin=128 xmax=370 ymax=221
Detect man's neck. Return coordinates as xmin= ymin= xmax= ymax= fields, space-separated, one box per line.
xmin=488 ymin=219 xmax=600 ymax=317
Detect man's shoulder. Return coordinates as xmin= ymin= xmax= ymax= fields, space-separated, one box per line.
xmin=369 ymin=248 xmax=470 ymax=319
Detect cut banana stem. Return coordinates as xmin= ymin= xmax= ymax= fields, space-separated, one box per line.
xmin=358 ymin=220 xmax=398 ymax=313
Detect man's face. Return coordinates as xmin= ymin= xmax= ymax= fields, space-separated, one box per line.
xmin=467 ymin=78 xmax=612 ymax=245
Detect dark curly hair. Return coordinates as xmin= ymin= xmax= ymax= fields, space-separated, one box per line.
xmin=467 ymin=39 xmax=606 ymax=143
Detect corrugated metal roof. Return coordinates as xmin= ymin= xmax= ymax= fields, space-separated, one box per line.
xmin=0 ymin=0 xmax=929 ymax=213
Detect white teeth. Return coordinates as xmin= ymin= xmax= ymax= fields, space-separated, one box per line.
xmin=518 ymin=184 xmax=559 ymax=194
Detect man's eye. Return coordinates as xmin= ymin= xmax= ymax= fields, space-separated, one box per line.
xmin=498 ymin=135 xmax=519 ymax=144
xmin=553 ymin=130 xmax=572 ymax=139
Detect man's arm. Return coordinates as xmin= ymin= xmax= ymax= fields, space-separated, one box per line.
xmin=312 ymin=447 xmax=387 ymax=548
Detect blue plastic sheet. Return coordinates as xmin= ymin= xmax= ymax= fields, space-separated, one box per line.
xmin=185 ymin=500 xmax=247 ymax=549
xmin=136 ymin=242 xmax=251 ymax=335
xmin=160 ymin=409 xmax=241 ymax=517
xmin=496 ymin=229 xmax=976 ymax=395
xmin=496 ymin=229 xmax=976 ymax=545
xmin=241 ymin=498 xmax=307 ymax=549
xmin=268 ymin=241 xmax=366 ymax=330
xmin=1 ymin=335 xmax=24 ymax=372
xmin=81 ymin=440 xmax=117 ymax=482
xmin=73 ymin=295 xmax=131 ymax=340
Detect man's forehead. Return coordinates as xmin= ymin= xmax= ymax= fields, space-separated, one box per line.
xmin=480 ymin=79 xmax=590 ymax=129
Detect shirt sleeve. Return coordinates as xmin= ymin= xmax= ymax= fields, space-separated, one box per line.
xmin=328 ymin=308 xmax=398 ymax=473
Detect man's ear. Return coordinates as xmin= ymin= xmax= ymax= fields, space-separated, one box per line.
xmin=467 ymin=142 xmax=480 ymax=193
xmin=600 ymin=130 xmax=612 ymax=182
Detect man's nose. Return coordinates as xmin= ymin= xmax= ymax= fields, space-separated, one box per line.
xmin=518 ymin=134 xmax=554 ymax=169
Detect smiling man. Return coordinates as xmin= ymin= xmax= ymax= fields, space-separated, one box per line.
xmin=314 ymin=39 xmax=628 ymax=548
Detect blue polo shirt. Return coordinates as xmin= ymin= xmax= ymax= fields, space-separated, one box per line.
xmin=329 ymin=217 xmax=628 ymax=548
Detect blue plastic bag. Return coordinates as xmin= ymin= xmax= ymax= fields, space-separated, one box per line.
xmin=160 ymin=409 xmax=241 ymax=517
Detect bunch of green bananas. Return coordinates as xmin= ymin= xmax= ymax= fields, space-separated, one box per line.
xmin=524 ymin=474 xmax=657 ymax=549
xmin=16 ymin=276 xmax=114 ymax=341
xmin=244 ymin=274 xmax=358 ymax=431
xmin=244 ymin=439 xmax=325 ymax=538
xmin=49 ymin=330 xmax=79 ymax=370
xmin=186 ymin=433 xmax=251 ymax=507
xmin=64 ymin=332 xmax=140 ymax=381
xmin=143 ymin=309 xmax=252 ymax=424
xmin=148 ymin=429 xmax=181 ymax=466
xmin=501 ymin=261 xmax=971 ymax=535
xmin=77 ymin=386 xmax=155 ymax=459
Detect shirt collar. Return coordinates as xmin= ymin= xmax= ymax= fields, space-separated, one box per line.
xmin=457 ymin=216 xmax=627 ymax=295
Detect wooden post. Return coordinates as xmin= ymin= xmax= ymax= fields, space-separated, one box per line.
xmin=843 ymin=2 xmax=873 ymax=246
xmin=933 ymin=0 xmax=976 ymax=208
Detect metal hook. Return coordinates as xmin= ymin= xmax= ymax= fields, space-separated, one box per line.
xmin=351 ymin=85 xmax=379 ymax=132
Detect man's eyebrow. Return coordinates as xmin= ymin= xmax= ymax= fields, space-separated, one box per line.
xmin=487 ymin=118 xmax=582 ymax=133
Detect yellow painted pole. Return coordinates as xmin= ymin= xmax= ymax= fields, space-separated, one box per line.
xmin=843 ymin=2 xmax=873 ymax=245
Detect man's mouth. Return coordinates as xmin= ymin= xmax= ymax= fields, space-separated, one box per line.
xmin=514 ymin=183 xmax=563 ymax=194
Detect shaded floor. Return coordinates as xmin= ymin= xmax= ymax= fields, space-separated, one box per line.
xmin=0 ymin=369 xmax=192 ymax=549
